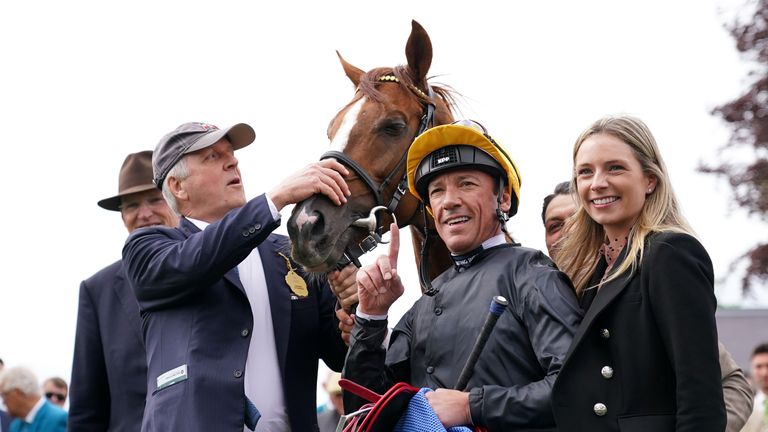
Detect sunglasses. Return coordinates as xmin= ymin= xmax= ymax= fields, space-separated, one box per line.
xmin=45 ymin=392 xmax=66 ymax=402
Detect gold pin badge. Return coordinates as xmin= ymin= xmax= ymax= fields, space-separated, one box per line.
xmin=277 ymin=252 xmax=308 ymax=298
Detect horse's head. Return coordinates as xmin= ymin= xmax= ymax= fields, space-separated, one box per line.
xmin=287 ymin=20 xmax=455 ymax=273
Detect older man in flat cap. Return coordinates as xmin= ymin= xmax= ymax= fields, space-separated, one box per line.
xmin=123 ymin=122 xmax=351 ymax=432
xmin=69 ymin=151 xmax=177 ymax=432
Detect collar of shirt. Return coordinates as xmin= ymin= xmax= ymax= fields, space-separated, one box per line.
xmin=450 ymin=233 xmax=506 ymax=270
xmin=188 ymin=218 xmax=209 ymax=231
xmin=24 ymin=397 xmax=45 ymax=424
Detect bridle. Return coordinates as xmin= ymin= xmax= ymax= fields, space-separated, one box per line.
xmin=320 ymin=75 xmax=436 ymax=275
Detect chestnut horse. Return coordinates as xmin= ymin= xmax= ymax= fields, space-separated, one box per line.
xmin=287 ymin=21 xmax=457 ymax=289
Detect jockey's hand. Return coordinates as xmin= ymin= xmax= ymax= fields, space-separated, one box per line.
xmin=328 ymin=264 xmax=358 ymax=310
xmin=356 ymin=223 xmax=403 ymax=316
xmin=425 ymin=389 xmax=472 ymax=428
xmin=268 ymin=159 xmax=350 ymax=210
xmin=335 ymin=308 xmax=355 ymax=345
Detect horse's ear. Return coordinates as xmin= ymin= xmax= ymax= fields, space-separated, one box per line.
xmin=405 ymin=20 xmax=433 ymax=87
xmin=337 ymin=51 xmax=364 ymax=88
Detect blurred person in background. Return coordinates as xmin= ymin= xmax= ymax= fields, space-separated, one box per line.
xmin=0 ymin=367 xmax=66 ymax=432
xmin=41 ymin=378 xmax=67 ymax=409
xmin=742 ymin=342 xmax=768 ymax=432
xmin=317 ymin=372 xmax=344 ymax=432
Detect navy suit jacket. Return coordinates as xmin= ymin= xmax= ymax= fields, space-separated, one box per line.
xmin=9 ymin=400 xmax=67 ymax=432
xmin=69 ymin=260 xmax=147 ymax=432
xmin=123 ymin=194 xmax=347 ymax=432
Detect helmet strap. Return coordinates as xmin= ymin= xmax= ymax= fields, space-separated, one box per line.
xmin=496 ymin=176 xmax=509 ymax=234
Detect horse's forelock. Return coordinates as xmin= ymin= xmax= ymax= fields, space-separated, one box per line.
xmin=357 ymin=67 xmax=457 ymax=121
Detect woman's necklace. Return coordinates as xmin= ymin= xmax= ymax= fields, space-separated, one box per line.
xmin=599 ymin=234 xmax=629 ymax=284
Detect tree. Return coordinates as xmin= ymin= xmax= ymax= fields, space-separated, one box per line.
xmin=704 ymin=0 xmax=768 ymax=294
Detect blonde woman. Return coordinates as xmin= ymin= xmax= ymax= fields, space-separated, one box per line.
xmin=551 ymin=115 xmax=726 ymax=431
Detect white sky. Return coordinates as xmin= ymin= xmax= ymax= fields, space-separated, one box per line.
xmin=1 ymin=0 xmax=766 ymax=408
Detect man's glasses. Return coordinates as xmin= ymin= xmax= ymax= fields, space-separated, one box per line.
xmin=45 ymin=392 xmax=66 ymax=402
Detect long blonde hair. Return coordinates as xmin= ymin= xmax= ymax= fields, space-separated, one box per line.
xmin=556 ymin=115 xmax=694 ymax=296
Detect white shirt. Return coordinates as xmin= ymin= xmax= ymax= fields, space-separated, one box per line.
xmin=24 ymin=396 xmax=45 ymax=424
xmin=189 ymin=197 xmax=290 ymax=432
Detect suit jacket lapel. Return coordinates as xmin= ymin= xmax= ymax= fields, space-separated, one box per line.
xmin=114 ymin=265 xmax=145 ymax=344
xmin=258 ymin=236 xmax=290 ymax=374
xmin=565 ymin=246 xmax=635 ymax=359
xmin=179 ymin=217 xmax=246 ymax=294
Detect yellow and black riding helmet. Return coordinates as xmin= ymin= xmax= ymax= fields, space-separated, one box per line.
xmin=406 ymin=119 xmax=522 ymax=217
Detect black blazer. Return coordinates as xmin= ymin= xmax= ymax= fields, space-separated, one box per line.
xmin=69 ymin=260 xmax=147 ymax=432
xmin=552 ymin=232 xmax=725 ymax=432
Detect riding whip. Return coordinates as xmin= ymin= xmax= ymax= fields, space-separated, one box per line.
xmin=454 ymin=296 xmax=508 ymax=391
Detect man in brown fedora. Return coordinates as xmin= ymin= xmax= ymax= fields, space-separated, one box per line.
xmin=68 ymin=150 xmax=177 ymax=432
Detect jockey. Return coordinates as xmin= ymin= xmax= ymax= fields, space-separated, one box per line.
xmin=343 ymin=120 xmax=583 ymax=431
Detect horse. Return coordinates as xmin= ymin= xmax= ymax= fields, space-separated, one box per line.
xmin=287 ymin=20 xmax=458 ymax=290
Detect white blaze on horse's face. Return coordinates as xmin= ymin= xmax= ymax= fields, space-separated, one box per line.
xmin=292 ymin=206 xmax=318 ymax=231
xmin=329 ymin=97 xmax=366 ymax=151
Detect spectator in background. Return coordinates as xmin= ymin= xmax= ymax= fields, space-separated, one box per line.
xmin=69 ymin=150 xmax=177 ymax=431
xmin=41 ymin=378 xmax=67 ymax=409
xmin=541 ymin=181 xmax=574 ymax=260
xmin=0 ymin=359 xmax=8 ymax=432
xmin=0 ymin=367 xmax=67 ymax=432
xmin=317 ymin=372 xmax=344 ymax=432
xmin=742 ymin=342 xmax=768 ymax=432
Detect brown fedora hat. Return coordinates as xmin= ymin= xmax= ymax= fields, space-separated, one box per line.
xmin=98 ymin=150 xmax=158 ymax=211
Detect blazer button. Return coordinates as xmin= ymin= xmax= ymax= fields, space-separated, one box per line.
xmin=241 ymin=328 xmax=250 ymax=337
xmin=593 ymin=403 xmax=607 ymax=416
xmin=434 ymin=307 xmax=442 ymax=316
xmin=254 ymin=223 xmax=261 ymax=230
xmin=242 ymin=230 xmax=249 ymax=237
xmin=601 ymin=366 xmax=614 ymax=379
xmin=233 ymin=370 xmax=243 ymax=378
xmin=249 ymin=227 xmax=256 ymax=234
xmin=600 ymin=328 xmax=610 ymax=339
xmin=426 ymin=366 xmax=435 ymax=374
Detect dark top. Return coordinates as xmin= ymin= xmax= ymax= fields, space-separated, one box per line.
xmin=552 ymin=232 xmax=726 ymax=432
xmin=69 ymin=260 xmax=147 ymax=432
xmin=344 ymin=244 xmax=582 ymax=431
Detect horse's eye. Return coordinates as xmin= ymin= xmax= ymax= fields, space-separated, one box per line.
xmin=380 ymin=121 xmax=407 ymax=137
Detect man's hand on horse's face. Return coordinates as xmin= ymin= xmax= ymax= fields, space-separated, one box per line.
xmin=356 ymin=223 xmax=403 ymax=316
xmin=267 ymin=159 xmax=351 ymax=211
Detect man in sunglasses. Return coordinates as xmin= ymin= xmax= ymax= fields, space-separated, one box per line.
xmin=69 ymin=151 xmax=177 ymax=432
xmin=41 ymin=378 xmax=67 ymax=409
